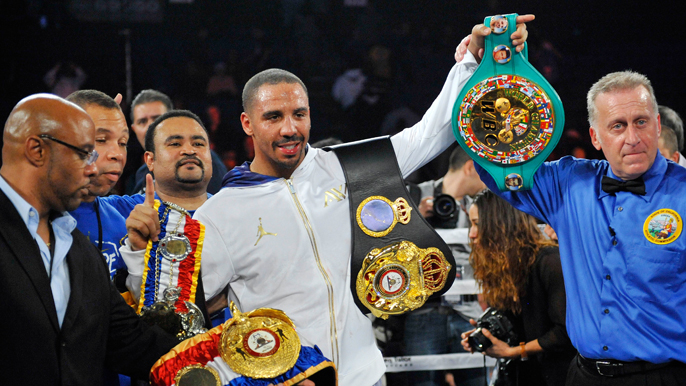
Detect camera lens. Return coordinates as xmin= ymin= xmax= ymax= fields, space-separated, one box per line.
xmin=467 ymin=328 xmax=493 ymax=352
xmin=433 ymin=194 xmax=456 ymax=219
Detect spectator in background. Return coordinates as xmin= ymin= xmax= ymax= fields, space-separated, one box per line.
xmin=414 ymin=146 xmax=486 ymax=228
xmin=205 ymin=104 xmax=248 ymax=170
xmin=206 ymin=62 xmax=239 ymax=98
xmin=347 ymin=44 xmax=395 ymax=141
xmin=44 ymin=61 xmax=87 ymax=98
xmin=126 ymin=89 xmax=227 ymax=195
xmin=462 ymin=190 xmax=576 ymax=386
xmin=658 ymin=125 xmax=681 ymax=164
xmin=658 ymin=105 xmax=686 ymax=167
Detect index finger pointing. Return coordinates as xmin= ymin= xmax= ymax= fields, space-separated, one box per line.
xmin=144 ymin=173 xmax=155 ymax=207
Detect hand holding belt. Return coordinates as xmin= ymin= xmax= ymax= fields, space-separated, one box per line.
xmin=452 ymin=13 xmax=564 ymax=191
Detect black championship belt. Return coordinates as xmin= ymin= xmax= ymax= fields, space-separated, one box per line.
xmin=327 ymin=136 xmax=455 ymax=319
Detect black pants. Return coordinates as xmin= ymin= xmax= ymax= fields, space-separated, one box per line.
xmin=566 ymin=355 xmax=686 ymax=386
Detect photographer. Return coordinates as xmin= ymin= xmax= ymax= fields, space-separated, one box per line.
xmin=415 ymin=146 xmax=486 ymax=229
xmin=461 ymin=190 xmax=576 ymax=386
xmin=402 ymin=146 xmax=487 ymax=386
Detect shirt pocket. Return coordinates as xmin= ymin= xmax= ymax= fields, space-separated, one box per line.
xmin=624 ymin=246 xmax=683 ymax=303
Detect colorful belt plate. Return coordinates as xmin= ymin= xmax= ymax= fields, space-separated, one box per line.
xmin=452 ymin=13 xmax=564 ymax=191
xmin=219 ymin=303 xmax=301 ymax=379
xmin=356 ymin=240 xmax=451 ymax=319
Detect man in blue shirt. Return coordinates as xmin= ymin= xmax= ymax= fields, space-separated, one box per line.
xmin=66 ymin=90 xmax=130 ymax=281
xmin=476 ymin=71 xmax=686 ymax=385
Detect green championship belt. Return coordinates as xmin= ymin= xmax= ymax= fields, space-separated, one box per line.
xmin=452 ymin=13 xmax=564 ymax=191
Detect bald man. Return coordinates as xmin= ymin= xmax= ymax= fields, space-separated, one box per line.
xmin=0 ymin=94 xmax=177 ymax=385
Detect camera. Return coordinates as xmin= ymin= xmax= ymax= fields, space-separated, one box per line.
xmin=467 ymin=307 xmax=518 ymax=352
xmin=428 ymin=194 xmax=458 ymax=229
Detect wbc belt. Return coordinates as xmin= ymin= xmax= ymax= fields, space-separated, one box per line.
xmin=329 ymin=137 xmax=454 ymax=319
xmin=452 ymin=13 xmax=564 ymax=191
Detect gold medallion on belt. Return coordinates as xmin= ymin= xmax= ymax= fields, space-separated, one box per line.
xmin=356 ymin=240 xmax=451 ymax=319
xmin=219 ymin=302 xmax=301 ymax=379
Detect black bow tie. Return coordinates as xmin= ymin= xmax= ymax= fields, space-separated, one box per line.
xmin=601 ymin=176 xmax=646 ymax=195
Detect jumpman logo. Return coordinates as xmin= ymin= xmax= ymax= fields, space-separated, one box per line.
xmin=255 ymin=218 xmax=277 ymax=246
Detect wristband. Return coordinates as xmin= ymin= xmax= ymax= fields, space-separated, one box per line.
xmin=519 ymin=342 xmax=528 ymax=361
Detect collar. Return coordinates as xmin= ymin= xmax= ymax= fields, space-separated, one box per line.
xmin=0 ymin=174 xmax=76 ymax=234
xmin=222 ymin=145 xmax=314 ymax=188
xmin=598 ymin=153 xmax=667 ymax=202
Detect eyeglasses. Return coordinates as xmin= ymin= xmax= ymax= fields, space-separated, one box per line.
xmin=38 ymin=134 xmax=99 ymax=165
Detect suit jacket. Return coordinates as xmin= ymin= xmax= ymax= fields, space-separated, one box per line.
xmin=0 ymin=189 xmax=178 ymax=385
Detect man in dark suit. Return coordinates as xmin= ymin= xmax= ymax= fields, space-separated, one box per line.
xmin=0 ymin=94 xmax=178 ymax=385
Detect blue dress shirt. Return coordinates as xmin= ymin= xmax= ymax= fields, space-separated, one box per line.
xmin=476 ymin=154 xmax=686 ymax=363
xmin=0 ymin=175 xmax=74 ymax=327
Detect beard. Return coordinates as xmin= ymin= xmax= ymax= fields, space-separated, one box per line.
xmin=272 ymin=135 xmax=306 ymax=170
xmin=175 ymin=156 xmax=205 ymax=185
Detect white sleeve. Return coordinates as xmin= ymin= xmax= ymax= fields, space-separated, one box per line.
xmin=391 ymin=50 xmax=478 ymax=177
xmin=194 ymin=208 xmax=236 ymax=300
xmin=120 ymin=239 xmax=145 ymax=300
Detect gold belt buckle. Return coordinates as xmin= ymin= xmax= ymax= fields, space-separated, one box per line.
xmin=356 ymin=240 xmax=451 ymax=319
xmin=218 ymin=302 xmax=301 ymax=379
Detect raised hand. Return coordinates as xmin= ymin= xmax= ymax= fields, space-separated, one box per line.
xmin=467 ymin=14 xmax=535 ymax=63
xmin=125 ymin=174 xmax=161 ymax=251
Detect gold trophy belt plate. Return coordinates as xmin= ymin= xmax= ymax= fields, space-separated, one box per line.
xmin=356 ymin=240 xmax=451 ymax=319
xmin=219 ymin=304 xmax=301 ymax=379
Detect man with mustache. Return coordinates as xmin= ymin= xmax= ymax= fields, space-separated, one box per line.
xmin=126 ymin=89 xmax=227 ymax=195
xmin=0 ymin=94 xmax=178 ymax=384
xmin=99 ymin=110 xmax=214 ymax=326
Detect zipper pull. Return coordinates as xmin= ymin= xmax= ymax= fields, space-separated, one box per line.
xmin=286 ymin=178 xmax=296 ymax=194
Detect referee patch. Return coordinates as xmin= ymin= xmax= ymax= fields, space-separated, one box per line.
xmin=643 ymin=209 xmax=682 ymax=245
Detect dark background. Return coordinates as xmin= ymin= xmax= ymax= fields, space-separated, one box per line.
xmin=1 ymin=0 xmax=683 ymax=186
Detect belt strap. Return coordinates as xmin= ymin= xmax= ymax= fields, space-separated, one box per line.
xmin=577 ymin=354 xmax=672 ymax=377
xmin=327 ymin=136 xmax=456 ymax=314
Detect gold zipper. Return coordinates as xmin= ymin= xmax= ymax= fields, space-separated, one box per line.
xmin=286 ymin=178 xmax=340 ymax=366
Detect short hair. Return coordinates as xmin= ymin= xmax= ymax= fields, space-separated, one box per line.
xmin=658 ymin=105 xmax=684 ymax=152
xmin=659 ymin=125 xmax=679 ymax=156
xmin=130 ymin=89 xmax=173 ymax=121
xmin=145 ymin=110 xmax=208 ymax=154
xmin=66 ymin=89 xmax=121 ymax=111
xmin=586 ymin=71 xmax=659 ymax=127
xmin=242 ymin=69 xmax=308 ymax=112
xmin=448 ymin=145 xmax=472 ymax=171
